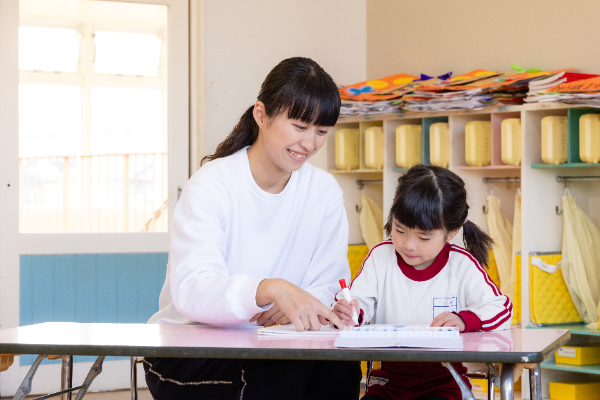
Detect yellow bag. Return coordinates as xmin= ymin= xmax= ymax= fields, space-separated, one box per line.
xmin=347 ymin=244 xmax=369 ymax=280
xmin=487 ymin=250 xmax=502 ymax=289
xmin=513 ymin=253 xmax=521 ymax=324
xmin=529 ymin=253 xmax=582 ymax=325
xmin=512 ymin=193 xmax=521 ymax=324
xmin=561 ymin=191 xmax=600 ymax=326
xmin=359 ymin=194 xmax=383 ymax=250
xmin=486 ymin=195 xmax=514 ymax=300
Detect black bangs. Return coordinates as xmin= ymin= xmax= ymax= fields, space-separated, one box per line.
xmin=257 ymin=57 xmax=340 ymax=126
xmin=389 ymin=173 xmax=444 ymax=233
xmin=285 ymin=73 xmax=340 ymax=127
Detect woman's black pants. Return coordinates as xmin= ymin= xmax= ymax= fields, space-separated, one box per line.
xmin=144 ymin=357 xmax=362 ymax=400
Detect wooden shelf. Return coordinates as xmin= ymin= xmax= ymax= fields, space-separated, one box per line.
xmin=337 ymin=102 xmax=593 ymax=124
xmin=331 ymin=169 xmax=383 ymax=175
xmin=527 ymin=324 xmax=600 ymax=337
xmin=457 ymin=165 xmax=521 ymax=171
xmin=531 ymin=163 xmax=600 ymax=169
xmin=541 ymin=361 xmax=600 ymax=375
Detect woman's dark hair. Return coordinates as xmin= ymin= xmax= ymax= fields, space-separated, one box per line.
xmin=201 ymin=57 xmax=340 ymax=165
xmin=384 ymin=165 xmax=494 ymax=267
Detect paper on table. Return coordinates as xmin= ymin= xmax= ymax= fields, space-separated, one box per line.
xmin=257 ymin=324 xmax=340 ymax=337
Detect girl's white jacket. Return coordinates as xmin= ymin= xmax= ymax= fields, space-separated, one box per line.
xmin=339 ymin=241 xmax=512 ymax=332
xmin=149 ymin=147 xmax=350 ymax=325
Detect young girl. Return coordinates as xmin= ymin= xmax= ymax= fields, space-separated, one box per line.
xmin=333 ymin=165 xmax=512 ymax=400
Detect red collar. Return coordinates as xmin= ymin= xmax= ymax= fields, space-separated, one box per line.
xmin=395 ymin=242 xmax=451 ymax=282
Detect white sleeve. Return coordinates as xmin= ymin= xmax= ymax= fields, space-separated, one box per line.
xmin=460 ymin=263 xmax=513 ymax=332
xmin=345 ymin=251 xmax=379 ymax=325
xmin=300 ymin=190 xmax=351 ymax=307
xmin=168 ymin=179 xmax=272 ymax=326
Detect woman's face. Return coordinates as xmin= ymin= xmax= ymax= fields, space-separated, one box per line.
xmin=254 ymin=102 xmax=330 ymax=173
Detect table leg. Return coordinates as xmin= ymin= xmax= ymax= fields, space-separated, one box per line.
xmin=441 ymin=362 xmax=476 ymax=400
xmin=500 ymin=363 xmax=515 ymax=400
xmin=73 ymin=356 xmax=105 ymax=400
xmin=13 ymin=355 xmax=46 ymax=400
xmin=61 ymin=356 xmax=73 ymax=400
xmin=528 ymin=363 xmax=541 ymax=400
xmin=130 ymin=357 xmax=138 ymax=400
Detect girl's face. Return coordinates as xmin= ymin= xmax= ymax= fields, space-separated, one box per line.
xmin=391 ymin=219 xmax=459 ymax=270
xmin=254 ymin=102 xmax=329 ymax=173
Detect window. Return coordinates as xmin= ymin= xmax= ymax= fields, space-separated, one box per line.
xmin=19 ymin=3 xmax=168 ymax=233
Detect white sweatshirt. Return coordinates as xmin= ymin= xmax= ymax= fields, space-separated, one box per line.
xmin=149 ymin=147 xmax=350 ymax=325
xmin=339 ymin=241 xmax=512 ymax=332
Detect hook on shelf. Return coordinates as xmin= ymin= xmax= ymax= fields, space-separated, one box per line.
xmin=355 ymin=180 xmax=383 ymax=213
xmin=556 ymin=206 xmax=563 ymax=216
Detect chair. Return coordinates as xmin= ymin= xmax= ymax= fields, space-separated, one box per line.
xmin=131 ymin=356 xmax=145 ymax=400
xmin=1 ymin=354 xmax=74 ymax=400
xmin=366 ymin=361 xmax=541 ymax=400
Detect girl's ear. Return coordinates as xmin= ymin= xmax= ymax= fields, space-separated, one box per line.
xmin=446 ymin=227 xmax=461 ymax=243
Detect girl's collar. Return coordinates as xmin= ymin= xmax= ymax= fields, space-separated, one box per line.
xmin=395 ymin=242 xmax=451 ymax=282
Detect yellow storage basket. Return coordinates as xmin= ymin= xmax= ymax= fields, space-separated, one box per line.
xmin=529 ymin=253 xmax=582 ymax=325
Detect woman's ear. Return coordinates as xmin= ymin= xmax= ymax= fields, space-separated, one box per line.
xmin=446 ymin=227 xmax=461 ymax=243
xmin=253 ymin=101 xmax=267 ymax=129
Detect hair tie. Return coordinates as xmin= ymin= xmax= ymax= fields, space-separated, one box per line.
xmin=463 ymin=219 xmax=468 ymax=225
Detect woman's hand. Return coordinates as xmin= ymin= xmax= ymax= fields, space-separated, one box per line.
xmin=430 ymin=311 xmax=466 ymax=332
xmin=255 ymin=278 xmax=344 ymax=331
xmin=249 ymin=304 xmax=291 ymax=327
xmin=332 ymin=299 xmax=360 ymax=327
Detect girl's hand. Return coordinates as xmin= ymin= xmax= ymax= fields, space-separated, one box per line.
xmin=332 ymin=299 xmax=360 ymax=327
xmin=255 ymin=278 xmax=344 ymax=331
xmin=430 ymin=311 xmax=466 ymax=332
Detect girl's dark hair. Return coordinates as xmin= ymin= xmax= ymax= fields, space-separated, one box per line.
xmin=384 ymin=165 xmax=494 ymax=267
xmin=201 ymin=57 xmax=340 ymax=165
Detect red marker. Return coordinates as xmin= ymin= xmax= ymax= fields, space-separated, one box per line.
xmin=339 ymin=279 xmax=359 ymax=325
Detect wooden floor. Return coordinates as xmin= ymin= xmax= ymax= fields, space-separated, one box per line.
xmin=1 ymin=389 xmax=154 ymax=400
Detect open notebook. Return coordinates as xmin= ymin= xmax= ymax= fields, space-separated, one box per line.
xmin=257 ymin=324 xmax=340 ymax=337
xmin=256 ymin=324 xmax=464 ymax=349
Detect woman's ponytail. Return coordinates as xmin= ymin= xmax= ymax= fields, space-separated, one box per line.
xmin=462 ymin=220 xmax=494 ymax=268
xmin=201 ymin=106 xmax=258 ymax=166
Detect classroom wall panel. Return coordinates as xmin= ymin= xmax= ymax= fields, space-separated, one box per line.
xmin=19 ymin=253 xmax=167 ymax=365
xmin=367 ymin=0 xmax=600 ymax=79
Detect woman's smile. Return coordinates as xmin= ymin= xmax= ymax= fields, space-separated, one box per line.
xmin=288 ymin=149 xmax=308 ymax=161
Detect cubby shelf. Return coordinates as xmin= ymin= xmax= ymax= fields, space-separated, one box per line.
xmin=531 ymin=163 xmax=600 ymax=169
xmin=331 ymin=169 xmax=383 ymax=175
xmin=457 ymin=165 xmax=521 ymax=171
xmin=527 ymin=324 xmax=600 ymax=337
xmin=540 ymin=361 xmax=600 ymax=375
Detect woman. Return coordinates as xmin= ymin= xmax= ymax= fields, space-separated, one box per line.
xmin=144 ymin=57 xmax=362 ymax=400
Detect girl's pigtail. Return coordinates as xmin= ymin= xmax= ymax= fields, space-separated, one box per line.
xmin=462 ymin=220 xmax=494 ymax=268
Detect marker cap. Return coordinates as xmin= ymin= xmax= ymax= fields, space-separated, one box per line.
xmin=339 ymin=279 xmax=347 ymax=289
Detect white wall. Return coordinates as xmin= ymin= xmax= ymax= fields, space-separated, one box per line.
xmin=367 ymin=0 xmax=600 ymax=79
xmin=203 ymin=0 xmax=367 ymax=158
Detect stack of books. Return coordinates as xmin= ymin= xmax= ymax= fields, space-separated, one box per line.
xmin=526 ymin=71 xmax=600 ymax=104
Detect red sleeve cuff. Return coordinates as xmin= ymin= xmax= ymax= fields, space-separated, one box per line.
xmin=455 ymin=310 xmax=482 ymax=332
xmin=357 ymin=309 xmax=364 ymax=326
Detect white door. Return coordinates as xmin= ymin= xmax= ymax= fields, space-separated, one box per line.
xmin=0 ymin=0 xmax=189 ymax=394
